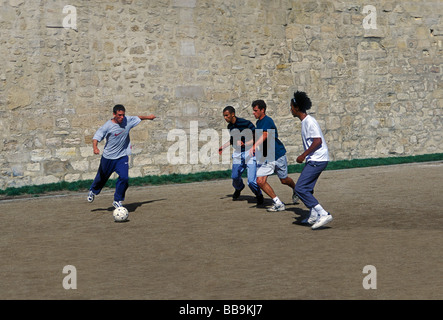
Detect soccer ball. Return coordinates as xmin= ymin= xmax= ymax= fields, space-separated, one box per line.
xmin=113 ymin=207 xmax=129 ymax=222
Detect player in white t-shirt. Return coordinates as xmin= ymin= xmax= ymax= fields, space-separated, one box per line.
xmin=290 ymin=91 xmax=333 ymax=229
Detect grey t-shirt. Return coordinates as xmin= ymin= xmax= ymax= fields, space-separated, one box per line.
xmin=93 ymin=116 xmax=141 ymax=159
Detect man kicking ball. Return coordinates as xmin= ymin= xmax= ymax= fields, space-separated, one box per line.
xmin=87 ymin=104 xmax=156 ymax=208
xmin=290 ymin=91 xmax=333 ymax=229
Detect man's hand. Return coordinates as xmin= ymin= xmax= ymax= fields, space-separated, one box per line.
xmin=296 ymin=154 xmax=305 ymax=163
xmin=92 ymin=139 xmax=100 ymax=155
xmin=249 ymin=145 xmax=256 ymax=157
xmin=297 ymin=138 xmax=322 ymax=163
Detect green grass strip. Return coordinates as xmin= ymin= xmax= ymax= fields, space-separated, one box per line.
xmin=290 ymin=153 xmax=443 ymax=173
xmin=1 ymin=153 xmax=442 ymax=198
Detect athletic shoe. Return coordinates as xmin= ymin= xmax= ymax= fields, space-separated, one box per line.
xmin=292 ymin=192 xmax=300 ymax=204
xmin=113 ymin=201 xmax=123 ymax=209
xmin=301 ymin=209 xmax=318 ymax=225
xmin=267 ymin=202 xmax=285 ymax=212
xmin=87 ymin=190 xmax=96 ymax=203
xmin=312 ymin=213 xmax=333 ymax=230
xmin=232 ymin=186 xmax=244 ymax=200
xmin=256 ymin=194 xmax=264 ymax=205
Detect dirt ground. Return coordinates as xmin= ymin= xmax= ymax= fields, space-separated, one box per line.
xmin=0 ymin=162 xmax=442 ymax=300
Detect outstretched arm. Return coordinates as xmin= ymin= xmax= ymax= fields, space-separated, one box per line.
xmin=218 ymin=141 xmax=231 ymax=155
xmin=138 ymin=114 xmax=156 ymax=120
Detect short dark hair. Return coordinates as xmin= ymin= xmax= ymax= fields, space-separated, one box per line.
xmin=223 ymin=106 xmax=235 ymax=114
xmin=291 ymin=91 xmax=312 ymax=113
xmin=251 ymin=100 xmax=266 ymax=111
xmin=113 ymin=104 xmax=126 ymax=113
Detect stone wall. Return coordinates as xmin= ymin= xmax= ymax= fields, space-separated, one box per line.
xmin=1 ymin=0 xmax=442 ymax=189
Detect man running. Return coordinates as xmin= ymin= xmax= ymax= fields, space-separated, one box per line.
xmin=290 ymin=91 xmax=333 ymax=229
xmin=250 ymin=100 xmax=299 ymax=212
xmin=219 ymin=106 xmax=264 ymax=205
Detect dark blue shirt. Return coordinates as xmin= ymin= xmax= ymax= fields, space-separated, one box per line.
xmin=227 ymin=117 xmax=255 ymax=154
xmin=255 ymin=115 xmax=286 ymax=160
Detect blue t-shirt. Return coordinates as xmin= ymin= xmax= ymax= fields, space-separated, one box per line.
xmin=93 ymin=116 xmax=141 ymax=159
xmin=255 ymin=115 xmax=286 ymax=161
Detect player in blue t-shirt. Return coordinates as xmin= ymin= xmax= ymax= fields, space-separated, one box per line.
xmin=87 ymin=104 xmax=156 ymax=209
xmin=249 ymin=100 xmax=299 ymax=212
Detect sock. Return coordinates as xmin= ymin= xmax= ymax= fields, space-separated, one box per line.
xmin=273 ymin=197 xmax=283 ymax=205
xmin=310 ymin=207 xmax=318 ymax=217
xmin=313 ymin=204 xmax=328 ymax=216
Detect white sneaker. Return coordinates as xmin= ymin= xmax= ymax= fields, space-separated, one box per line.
xmin=267 ymin=202 xmax=285 ymax=212
xmin=312 ymin=213 xmax=333 ymax=230
xmin=113 ymin=201 xmax=123 ymax=209
xmin=87 ymin=190 xmax=96 ymax=203
xmin=301 ymin=209 xmax=318 ymax=225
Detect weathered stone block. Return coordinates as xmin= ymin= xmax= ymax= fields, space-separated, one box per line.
xmin=175 ymin=85 xmax=205 ymax=99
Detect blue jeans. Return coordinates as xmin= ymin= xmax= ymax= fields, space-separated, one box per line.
xmin=90 ymin=156 xmax=129 ymax=202
xmin=295 ymin=161 xmax=328 ymax=209
xmin=231 ymin=156 xmax=262 ymax=196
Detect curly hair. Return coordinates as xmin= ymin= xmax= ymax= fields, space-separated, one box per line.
xmin=291 ymin=91 xmax=312 ymax=113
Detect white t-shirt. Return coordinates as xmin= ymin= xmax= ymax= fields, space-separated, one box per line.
xmin=300 ymin=115 xmax=329 ymax=162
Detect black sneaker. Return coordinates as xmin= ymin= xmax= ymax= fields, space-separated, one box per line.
xmin=256 ymin=194 xmax=264 ymax=205
xmin=232 ymin=186 xmax=244 ymax=200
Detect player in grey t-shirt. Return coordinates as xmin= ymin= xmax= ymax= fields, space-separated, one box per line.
xmin=87 ymin=104 xmax=156 ymax=209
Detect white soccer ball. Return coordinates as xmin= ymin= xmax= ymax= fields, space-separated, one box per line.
xmin=113 ymin=207 xmax=129 ymax=222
